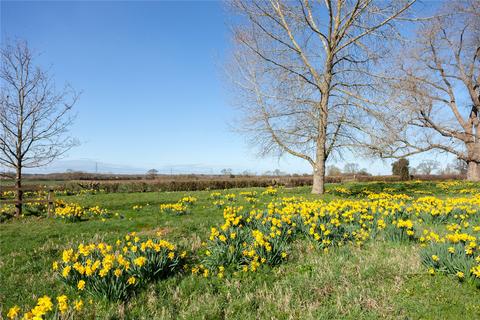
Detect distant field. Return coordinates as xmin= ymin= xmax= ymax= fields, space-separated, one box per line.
xmin=1 ymin=182 xmax=479 ymax=319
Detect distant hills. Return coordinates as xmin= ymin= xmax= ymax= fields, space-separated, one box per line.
xmin=14 ymin=159 xmax=234 ymax=175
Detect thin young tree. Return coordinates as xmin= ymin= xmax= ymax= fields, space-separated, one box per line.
xmin=368 ymin=0 xmax=480 ymax=181
xmin=0 ymin=41 xmax=78 ymax=216
xmin=228 ymin=0 xmax=416 ymax=194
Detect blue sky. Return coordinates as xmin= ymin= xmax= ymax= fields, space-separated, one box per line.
xmin=0 ymin=1 xmax=450 ymax=175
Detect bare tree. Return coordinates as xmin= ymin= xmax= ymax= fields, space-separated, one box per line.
xmin=357 ymin=168 xmax=370 ymax=176
xmin=369 ymin=0 xmax=480 ymax=181
xmin=221 ymin=168 xmax=233 ymax=176
xmin=454 ymin=158 xmax=468 ymax=175
xmin=271 ymin=168 xmax=287 ymax=176
xmin=241 ymin=170 xmax=255 ymax=176
xmin=146 ymin=169 xmax=158 ymax=179
xmin=343 ymin=162 xmax=359 ymax=175
xmin=0 ymin=41 xmax=78 ymax=216
xmin=327 ymin=165 xmax=342 ymax=176
xmin=438 ymin=163 xmax=456 ymax=175
xmin=228 ymin=0 xmax=416 ymax=194
xmin=416 ymin=160 xmax=439 ymax=175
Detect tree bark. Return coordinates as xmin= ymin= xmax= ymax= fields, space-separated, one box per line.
xmin=312 ymin=100 xmax=328 ymax=194
xmin=466 ymin=161 xmax=480 ymax=181
xmin=312 ymin=156 xmax=326 ymax=194
xmin=15 ymin=165 xmax=22 ymax=217
xmin=465 ymin=136 xmax=480 ymax=181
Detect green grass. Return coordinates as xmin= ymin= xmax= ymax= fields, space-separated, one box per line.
xmin=1 ymin=185 xmax=479 ymax=319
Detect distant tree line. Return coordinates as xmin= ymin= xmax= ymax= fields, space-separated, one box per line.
xmin=390 ymin=158 xmax=468 ymax=180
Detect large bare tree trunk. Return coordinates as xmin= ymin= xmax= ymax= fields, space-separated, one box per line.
xmin=466 ymin=137 xmax=480 ymax=181
xmin=466 ymin=141 xmax=480 ymax=181
xmin=312 ymin=156 xmax=326 ymax=194
xmin=15 ymin=165 xmax=22 ymax=217
xmin=466 ymin=161 xmax=480 ymax=181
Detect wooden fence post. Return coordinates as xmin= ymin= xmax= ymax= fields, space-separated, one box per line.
xmin=47 ymin=189 xmax=54 ymax=217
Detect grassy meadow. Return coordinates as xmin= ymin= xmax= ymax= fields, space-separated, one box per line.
xmin=1 ymin=181 xmax=480 ymax=319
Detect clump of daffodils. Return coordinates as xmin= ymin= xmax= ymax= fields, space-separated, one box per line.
xmin=213 ymin=200 xmax=225 ymax=209
xmin=261 ymin=187 xmax=278 ymax=196
xmin=54 ymin=200 xmax=113 ymax=222
xmin=160 ymin=202 xmax=189 ymax=215
xmin=4 ymin=294 xmax=83 ymax=319
xmin=329 ymin=187 xmax=351 ymax=196
xmin=179 ymin=196 xmax=197 ymax=205
xmin=209 ymin=192 xmax=222 ymax=200
xmin=53 ymin=232 xmax=186 ymax=301
xmin=195 ymin=190 xmax=480 ymax=283
xmin=54 ymin=201 xmax=85 ymax=221
xmin=384 ymin=218 xmax=416 ymax=242
xmin=420 ymin=235 xmax=480 ymax=286
xmin=224 ymin=193 xmax=237 ymax=202
xmin=240 ymin=191 xmax=258 ymax=204
xmin=0 ymin=204 xmax=16 ymax=222
xmin=160 ymin=196 xmax=197 ymax=215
